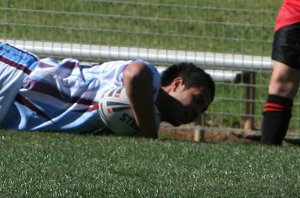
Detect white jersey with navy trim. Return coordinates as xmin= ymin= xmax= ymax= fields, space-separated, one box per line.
xmin=0 ymin=43 xmax=161 ymax=133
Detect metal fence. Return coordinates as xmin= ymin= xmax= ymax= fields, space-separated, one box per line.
xmin=2 ymin=0 xmax=299 ymax=134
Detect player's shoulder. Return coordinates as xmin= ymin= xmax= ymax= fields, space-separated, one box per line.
xmin=131 ymin=59 xmax=160 ymax=76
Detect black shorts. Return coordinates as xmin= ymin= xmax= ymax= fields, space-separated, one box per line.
xmin=272 ymin=22 xmax=300 ymax=69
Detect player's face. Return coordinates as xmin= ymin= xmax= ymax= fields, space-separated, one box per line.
xmin=164 ymin=79 xmax=211 ymax=126
xmin=172 ymin=86 xmax=209 ymax=113
xmin=170 ymin=84 xmax=209 ymax=114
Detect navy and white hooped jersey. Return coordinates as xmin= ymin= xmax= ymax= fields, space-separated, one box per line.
xmin=0 ymin=43 xmax=161 ymax=133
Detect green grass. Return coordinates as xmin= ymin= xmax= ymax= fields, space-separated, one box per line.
xmin=0 ymin=0 xmax=280 ymax=56
xmin=1 ymin=3 xmax=299 ymax=197
xmin=1 ymin=130 xmax=300 ymax=197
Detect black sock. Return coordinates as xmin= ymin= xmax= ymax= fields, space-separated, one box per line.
xmin=261 ymin=94 xmax=293 ymax=145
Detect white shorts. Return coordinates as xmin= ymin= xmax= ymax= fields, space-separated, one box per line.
xmin=0 ymin=43 xmax=38 ymax=123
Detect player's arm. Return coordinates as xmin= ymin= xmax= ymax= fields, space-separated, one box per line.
xmin=123 ymin=61 xmax=158 ymax=138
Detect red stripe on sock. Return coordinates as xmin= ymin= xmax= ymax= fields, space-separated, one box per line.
xmin=264 ymin=107 xmax=285 ymax=112
xmin=264 ymin=102 xmax=291 ymax=112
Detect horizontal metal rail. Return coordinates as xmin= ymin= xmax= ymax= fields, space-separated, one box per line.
xmin=1 ymin=39 xmax=272 ymax=71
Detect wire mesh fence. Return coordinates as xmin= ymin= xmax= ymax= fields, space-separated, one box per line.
xmin=2 ymin=0 xmax=299 ymax=134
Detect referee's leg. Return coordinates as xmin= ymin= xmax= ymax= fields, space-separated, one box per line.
xmin=261 ymin=23 xmax=300 ymax=145
xmin=261 ymin=61 xmax=300 ymax=145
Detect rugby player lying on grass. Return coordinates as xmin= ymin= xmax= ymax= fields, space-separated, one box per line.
xmin=0 ymin=43 xmax=215 ymax=138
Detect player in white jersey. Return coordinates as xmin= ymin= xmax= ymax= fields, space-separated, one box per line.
xmin=0 ymin=43 xmax=215 ymax=138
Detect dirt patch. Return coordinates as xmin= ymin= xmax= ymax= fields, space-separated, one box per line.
xmin=158 ymin=122 xmax=300 ymax=146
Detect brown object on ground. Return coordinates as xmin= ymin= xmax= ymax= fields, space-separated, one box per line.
xmin=158 ymin=122 xmax=300 ymax=146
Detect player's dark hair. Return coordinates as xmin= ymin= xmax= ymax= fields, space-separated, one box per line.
xmin=161 ymin=62 xmax=215 ymax=102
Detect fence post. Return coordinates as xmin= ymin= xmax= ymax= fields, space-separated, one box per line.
xmin=243 ymin=72 xmax=256 ymax=130
xmin=194 ymin=114 xmax=206 ymax=142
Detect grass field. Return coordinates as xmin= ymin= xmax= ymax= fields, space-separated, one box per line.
xmin=1 ymin=2 xmax=300 ymax=196
xmin=1 ymin=130 xmax=300 ymax=197
xmin=1 ymin=0 xmax=280 ymax=56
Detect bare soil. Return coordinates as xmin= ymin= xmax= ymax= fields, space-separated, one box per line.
xmin=158 ymin=122 xmax=300 ymax=146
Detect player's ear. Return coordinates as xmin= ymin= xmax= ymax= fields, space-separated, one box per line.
xmin=171 ymin=77 xmax=184 ymax=91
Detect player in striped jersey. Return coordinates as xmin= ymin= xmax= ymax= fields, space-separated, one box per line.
xmin=261 ymin=0 xmax=300 ymax=145
xmin=0 ymin=43 xmax=215 ymax=138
